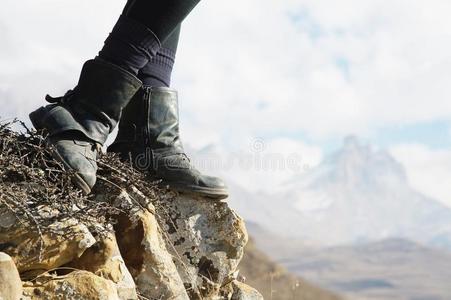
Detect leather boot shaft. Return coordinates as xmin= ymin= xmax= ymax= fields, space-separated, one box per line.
xmin=29 ymin=59 xmax=142 ymax=194
xmin=34 ymin=59 xmax=142 ymax=145
xmin=109 ymin=87 xmax=229 ymax=200
xmin=112 ymin=87 xmax=183 ymax=151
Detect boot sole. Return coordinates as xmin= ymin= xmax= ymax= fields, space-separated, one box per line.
xmin=29 ymin=107 xmax=92 ymax=195
xmin=160 ymin=181 xmax=229 ymax=201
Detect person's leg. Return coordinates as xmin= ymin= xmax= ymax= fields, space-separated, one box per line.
xmin=124 ymin=0 xmax=195 ymax=41
xmin=99 ymin=0 xmax=198 ymax=74
xmin=29 ymin=0 xmax=200 ymax=194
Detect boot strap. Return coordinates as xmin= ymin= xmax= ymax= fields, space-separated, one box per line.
xmin=45 ymin=88 xmax=78 ymax=104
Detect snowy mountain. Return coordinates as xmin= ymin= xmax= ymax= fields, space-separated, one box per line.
xmin=222 ymin=137 xmax=451 ymax=249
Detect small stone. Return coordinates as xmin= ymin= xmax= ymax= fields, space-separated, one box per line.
xmin=23 ymin=271 xmax=119 ymax=300
xmin=0 ymin=252 xmax=23 ymax=300
xmin=231 ymin=281 xmax=264 ymax=300
xmin=0 ymin=210 xmax=16 ymax=229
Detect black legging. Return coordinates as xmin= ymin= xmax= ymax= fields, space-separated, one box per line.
xmin=99 ymin=0 xmax=189 ymax=75
xmin=123 ymin=0 xmax=198 ymax=44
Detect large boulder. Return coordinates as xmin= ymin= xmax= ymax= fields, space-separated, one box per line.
xmin=115 ymin=209 xmax=189 ymax=300
xmin=99 ymin=186 xmax=250 ymax=300
xmin=0 ymin=123 xmax=261 ymax=300
xmin=0 ymin=252 xmax=22 ymax=300
xmin=0 ymin=187 xmax=253 ymax=300
xmin=67 ymin=233 xmax=137 ymax=300
xmin=156 ymin=194 xmax=249 ymax=299
xmin=0 ymin=214 xmax=96 ymax=279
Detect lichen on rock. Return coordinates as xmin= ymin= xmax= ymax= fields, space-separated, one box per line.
xmin=155 ymin=194 xmax=248 ymax=299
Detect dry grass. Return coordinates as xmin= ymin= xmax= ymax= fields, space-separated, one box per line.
xmin=0 ymin=120 xmax=164 ymax=238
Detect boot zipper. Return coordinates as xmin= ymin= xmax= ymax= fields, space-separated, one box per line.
xmin=143 ymin=87 xmax=151 ymax=146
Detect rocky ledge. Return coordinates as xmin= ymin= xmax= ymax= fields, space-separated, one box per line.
xmin=0 ymin=122 xmax=262 ymax=300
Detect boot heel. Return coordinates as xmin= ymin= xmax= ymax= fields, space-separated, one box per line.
xmin=29 ymin=107 xmax=48 ymax=130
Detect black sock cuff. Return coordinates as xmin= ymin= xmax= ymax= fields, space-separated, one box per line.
xmin=139 ymin=47 xmax=176 ymax=87
xmin=150 ymin=48 xmax=176 ymax=69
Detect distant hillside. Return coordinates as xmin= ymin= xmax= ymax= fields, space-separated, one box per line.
xmin=252 ymin=234 xmax=451 ymax=300
xmin=245 ymin=221 xmax=451 ymax=300
xmin=284 ymin=238 xmax=451 ymax=300
xmin=239 ymin=238 xmax=343 ymax=300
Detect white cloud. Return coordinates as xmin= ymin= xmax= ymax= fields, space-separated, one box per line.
xmin=0 ymin=0 xmax=124 ymax=118
xmin=187 ymin=137 xmax=323 ymax=193
xmin=175 ymin=0 xmax=451 ymax=140
xmin=2 ymin=0 xmax=451 ymax=139
xmin=390 ymin=144 xmax=451 ymax=208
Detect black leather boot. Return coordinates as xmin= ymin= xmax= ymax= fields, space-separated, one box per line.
xmin=29 ymin=59 xmax=142 ymax=194
xmin=108 ymin=87 xmax=228 ymax=200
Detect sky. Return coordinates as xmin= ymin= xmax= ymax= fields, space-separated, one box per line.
xmin=1 ymin=0 xmax=451 ymax=206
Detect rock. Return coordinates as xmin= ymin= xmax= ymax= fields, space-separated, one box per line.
xmin=231 ymin=281 xmax=264 ymax=300
xmin=0 ymin=252 xmax=22 ymax=300
xmin=0 ymin=210 xmax=17 ymax=230
xmin=157 ymin=194 xmax=249 ymax=299
xmin=0 ymin=218 xmax=95 ymax=278
xmin=67 ymin=233 xmax=137 ymax=300
xmin=115 ymin=208 xmax=189 ymax=300
xmin=0 ymin=121 xmax=263 ymax=300
xmin=23 ymin=270 xmax=119 ymax=300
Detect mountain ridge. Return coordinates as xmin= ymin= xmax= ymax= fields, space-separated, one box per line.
xmin=220 ymin=136 xmax=451 ymax=249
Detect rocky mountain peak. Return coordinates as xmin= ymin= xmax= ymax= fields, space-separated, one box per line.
xmin=326 ymin=136 xmax=407 ymax=188
xmin=227 ymin=135 xmax=451 ymax=249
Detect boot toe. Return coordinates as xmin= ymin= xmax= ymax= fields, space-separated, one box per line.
xmin=50 ymin=138 xmax=98 ymax=191
xmin=199 ymin=175 xmax=227 ymax=190
xmin=197 ymin=175 xmax=229 ymax=199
